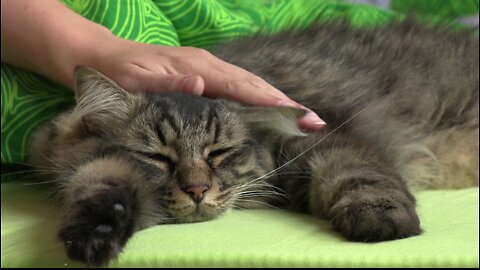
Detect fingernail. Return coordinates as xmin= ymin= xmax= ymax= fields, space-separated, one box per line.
xmin=181 ymin=76 xmax=204 ymax=95
xmin=302 ymin=111 xmax=327 ymax=126
xmin=278 ymin=100 xmax=326 ymax=125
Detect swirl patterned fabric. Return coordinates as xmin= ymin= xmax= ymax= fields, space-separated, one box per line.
xmin=1 ymin=0 xmax=477 ymax=169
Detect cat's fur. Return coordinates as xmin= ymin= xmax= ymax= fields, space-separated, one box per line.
xmin=28 ymin=20 xmax=479 ymax=266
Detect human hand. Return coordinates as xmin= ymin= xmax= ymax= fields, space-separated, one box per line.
xmin=1 ymin=0 xmax=324 ymax=131
xmin=88 ymin=37 xmax=326 ymax=131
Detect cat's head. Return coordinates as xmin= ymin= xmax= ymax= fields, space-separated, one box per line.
xmin=69 ymin=66 xmax=305 ymax=223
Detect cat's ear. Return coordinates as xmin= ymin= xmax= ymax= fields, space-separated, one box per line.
xmin=72 ymin=65 xmax=135 ymax=115
xmin=70 ymin=66 xmax=136 ymax=135
xmin=232 ymin=103 xmax=307 ymax=139
xmin=73 ymin=65 xmax=131 ymax=102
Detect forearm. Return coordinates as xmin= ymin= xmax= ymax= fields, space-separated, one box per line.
xmin=1 ymin=0 xmax=114 ymax=88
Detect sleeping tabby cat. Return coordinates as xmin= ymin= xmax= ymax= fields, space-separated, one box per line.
xmin=28 ymin=20 xmax=479 ymax=266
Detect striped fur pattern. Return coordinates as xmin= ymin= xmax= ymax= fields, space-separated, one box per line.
xmin=28 ymin=20 xmax=478 ymax=266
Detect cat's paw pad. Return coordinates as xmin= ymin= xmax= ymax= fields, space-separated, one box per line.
xmin=59 ymin=186 xmax=136 ymax=266
xmin=330 ymin=193 xmax=421 ymax=242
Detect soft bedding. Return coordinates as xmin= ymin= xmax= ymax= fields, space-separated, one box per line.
xmin=1 ymin=0 xmax=478 ymax=268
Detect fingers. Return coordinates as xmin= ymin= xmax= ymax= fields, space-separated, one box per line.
xmin=119 ymin=67 xmax=205 ymax=95
xmin=204 ymin=78 xmax=279 ymax=105
xmin=109 ymin=46 xmax=326 ymax=132
xmin=180 ymin=75 xmax=205 ymax=94
xmin=202 ymin=71 xmax=327 ymax=131
xmin=146 ymin=74 xmax=205 ymax=95
xmin=199 ymin=64 xmax=289 ymax=105
xmin=205 ymin=60 xmax=291 ymax=101
xmin=278 ymin=99 xmax=327 ymax=131
xmin=297 ymin=111 xmax=327 ymax=131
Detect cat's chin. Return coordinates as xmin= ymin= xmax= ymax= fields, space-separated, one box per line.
xmin=172 ymin=204 xmax=225 ymax=224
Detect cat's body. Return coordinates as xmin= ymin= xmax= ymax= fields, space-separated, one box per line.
xmin=28 ymin=20 xmax=479 ymax=266
xmin=215 ymin=20 xmax=479 ymax=190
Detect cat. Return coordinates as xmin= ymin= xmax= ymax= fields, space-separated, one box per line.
xmin=27 ymin=19 xmax=479 ymax=266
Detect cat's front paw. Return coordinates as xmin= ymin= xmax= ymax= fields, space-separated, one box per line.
xmin=330 ymin=191 xmax=421 ymax=242
xmin=58 ymin=185 xmax=136 ymax=266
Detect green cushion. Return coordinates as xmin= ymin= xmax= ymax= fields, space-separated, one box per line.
xmin=2 ymin=183 xmax=478 ymax=267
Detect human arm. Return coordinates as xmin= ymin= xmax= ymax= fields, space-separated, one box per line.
xmin=1 ymin=0 xmax=325 ymax=130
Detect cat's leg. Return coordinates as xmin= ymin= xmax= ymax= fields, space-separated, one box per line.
xmin=279 ymin=133 xmax=421 ymax=242
xmin=400 ymin=126 xmax=479 ymax=190
xmin=56 ymin=156 xmax=158 ymax=266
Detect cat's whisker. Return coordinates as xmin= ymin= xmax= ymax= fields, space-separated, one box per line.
xmin=232 ymin=107 xmax=376 ymax=206
xmin=19 ymin=177 xmax=73 ymax=194
xmin=237 ymin=191 xmax=292 ymax=204
xmin=234 ymin=181 xmax=284 ymax=192
xmin=232 ymin=198 xmax=279 ymax=209
xmin=236 ymin=171 xmax=286 ymax=188
xmin=270 ymin=171 xmax=311 ymax=176
xmin=20 ymin=179 xmax=64 ymax=186
xmin=234 ymin=185 xmax=288 ymax=201
xmin=235 ymin=190 xmax=282 ymax=197
xmin=235 ymin=177 xmax=287 ymax=192
xmin=250 ymin=104 xmax=374 ymax=183
xmin=40 ymin=153 xmax=74 ymax=172
xmin=233 ymin=181 xmax=293 ymax=203
xmin=1 ymin=169 xmax=59 ymax=177
xmin=2 ymin=161 xmax=71 ymax=179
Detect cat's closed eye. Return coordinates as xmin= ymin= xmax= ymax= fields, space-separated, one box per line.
xmin=207 ymin=147 xmax=232 ymax=168
xmin=137 ymin=151 xmax=175 ymax=172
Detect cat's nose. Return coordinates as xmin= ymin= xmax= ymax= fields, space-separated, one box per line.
xmin=182 ymin=185 xmax=209 ymax=203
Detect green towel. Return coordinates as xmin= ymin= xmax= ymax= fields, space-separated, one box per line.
xmin=3 ymin=0 xmax=478 ymax=168
xmin=1 ymin=183 xmax=478 ymax=267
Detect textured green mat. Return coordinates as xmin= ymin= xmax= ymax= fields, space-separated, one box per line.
xmin=1 ymin=183 xmax=478 ymax=268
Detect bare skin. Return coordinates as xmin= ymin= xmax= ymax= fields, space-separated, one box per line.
xmin=1 ymin=0 xmax=326 ymax=130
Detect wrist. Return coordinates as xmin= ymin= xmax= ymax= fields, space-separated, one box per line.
xmin=48 ymin=21 xmax=116 ymax=89
xmin=1 ymin=0 xmax=116 ymax=89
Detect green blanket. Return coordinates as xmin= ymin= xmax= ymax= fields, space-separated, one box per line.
xmin=1 ymin=183 xmax=478 ymax=268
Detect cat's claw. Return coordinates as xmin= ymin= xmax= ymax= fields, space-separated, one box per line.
xmin=114 ymin=203 xmax=125 ymax=212
xmin=95 ymin=224 xmax=114 ymax=233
